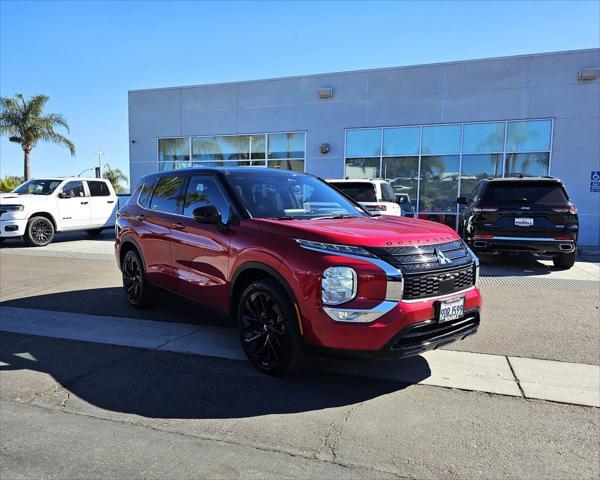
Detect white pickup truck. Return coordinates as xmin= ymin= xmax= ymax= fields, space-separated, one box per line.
xmin=0 ymin=177 xmax=117 ymax=246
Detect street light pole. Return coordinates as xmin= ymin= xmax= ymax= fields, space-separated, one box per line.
xmin=96 ymin=149 xmax=104 ymax=177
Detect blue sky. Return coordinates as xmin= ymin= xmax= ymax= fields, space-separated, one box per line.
xmin=1 ymin=0 xmax=598 ymax=184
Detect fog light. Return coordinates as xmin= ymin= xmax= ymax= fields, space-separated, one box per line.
xmin=322 ymin=266 xmax=357 ymax=305
xmin=4 ymin=225 xmax=18 ymax=232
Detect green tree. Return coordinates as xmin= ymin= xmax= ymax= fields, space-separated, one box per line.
xmin=102 ymin=164 xmax=129 ymax=194
xmin=0 ymin=94 xmax=75 ymax=180
xmin=0 ymin=175 xmax=24 ymax=193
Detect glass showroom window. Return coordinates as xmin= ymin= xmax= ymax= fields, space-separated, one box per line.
xmin=192 ymin=135 xmax=266 ymax=166
xmin=267 ymin=132 xmax=305 ymax=172
xmin=505 ymin=120 xmax=552 ymax=176
xmin=158 ymin=138 xmax=190 ymax=171
xmin=345 ymin=129 xmax=381 ymax=178
xmin=419 ymin=155 xmax=460 ymax=214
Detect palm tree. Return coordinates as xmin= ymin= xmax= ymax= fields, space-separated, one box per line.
xmin=0 ymin=94 xmax=75 ymax=180
xmin=102 ymin=164 xmax=129 ymax=194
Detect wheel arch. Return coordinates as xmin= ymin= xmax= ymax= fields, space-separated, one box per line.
xmin=230 ymin=262 xmax=299 ymax=323
xmin=119 ymin=236 xmax=147 ymax=271
xmin=28 ymin=212 xmax=57 ymax=230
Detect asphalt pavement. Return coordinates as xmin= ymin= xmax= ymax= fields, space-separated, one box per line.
xmin=0 ymin=234 xmax=598 ymax=479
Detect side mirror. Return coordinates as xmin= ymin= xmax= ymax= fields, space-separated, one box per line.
xmin=192 ymin=205 xmax=221 ymax=225
xmin=456 ymin=196 xmax=468 ymax=205
xmin=58 ymin=192 xmax=71 ymax=199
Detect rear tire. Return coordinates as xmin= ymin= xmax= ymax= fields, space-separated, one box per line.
xmin=237 ymin=279 xmax=305 ymax=376
xmin=121 ymin=249 xmax=155 ymax=308
xmin=86 ymin=228 xmax=103 ymax=236
xmin=23 ymin=216 xmax=54 ymax=247
xmin=553 ymin=251 xmax=576 ymax=269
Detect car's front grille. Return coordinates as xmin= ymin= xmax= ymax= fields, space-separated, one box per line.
xmin=403 ymin=265 xmax=474 ymax=300
xmin=368 ymin=240 xmax=476 ymax=300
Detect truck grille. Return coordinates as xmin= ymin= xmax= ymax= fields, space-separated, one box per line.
xmin=368 ymin=240 xmax=476 ymax=300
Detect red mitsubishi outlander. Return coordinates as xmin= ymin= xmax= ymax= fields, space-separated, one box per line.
xmin=116 ymin=168 xmax=482 ymax=375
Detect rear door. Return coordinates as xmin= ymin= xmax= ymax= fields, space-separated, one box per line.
xmin=142 ymin=175 xmax=187 ymax=291
xmin=56 ymin=180 xmax=92 ymax=229
xmin=86 ymin=180 xmax=117 ymax=226
xmin=475 ymin=181 xmax=575 ymax=238
xmin=170 ymin=174 xmax=233 ymax=313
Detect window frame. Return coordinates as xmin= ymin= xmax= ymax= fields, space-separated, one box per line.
xmin=147 ymin=175 xmax=188 ymax=216
xmin=180 ymin=174 xmax=234 ymax=223
xmin=86 ymin=180 xmax=111 ymax=197
xmin=60 ymin=180 xmax=88 ymax=198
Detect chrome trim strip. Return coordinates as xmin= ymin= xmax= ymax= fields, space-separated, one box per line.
xmin=400 ymin=286 xmax=476 ymax=303
xmin=299 ymin=244 xmax=404 ymax=302
xmin=323 ymin=301 xmax=397 ymax=323
xmin=483 ymin=236 xmax=574 ymax=242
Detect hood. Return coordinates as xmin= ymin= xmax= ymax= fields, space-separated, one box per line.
xmin=255 ymin=215 xmax=458 ymax=247
xmin=0 ymin=193 xmax=50 ymax=203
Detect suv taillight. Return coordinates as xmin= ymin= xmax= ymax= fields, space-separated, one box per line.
xmin=552 ymin=206 xmax=578 ymax=214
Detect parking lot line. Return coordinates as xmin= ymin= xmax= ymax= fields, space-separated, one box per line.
xmin=1 ymin=306 xmax=598 ymax=407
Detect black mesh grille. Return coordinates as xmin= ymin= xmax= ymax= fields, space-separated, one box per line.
xmin=403 ymin=266 xmax=475 ymax=300
xmin=368 ymin=240 xmax=476 ymax=300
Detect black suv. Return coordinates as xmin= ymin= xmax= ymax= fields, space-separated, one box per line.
xmin=457 ymin=177 xmax=578 ymax=269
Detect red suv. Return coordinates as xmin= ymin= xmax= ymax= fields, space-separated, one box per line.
xmin=116 ymin=168 xmax=482 ymax=375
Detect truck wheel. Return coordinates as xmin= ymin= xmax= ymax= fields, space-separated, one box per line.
xmin=553 ymin=251 xmax=576 ymax=269
xmin=23 ymin=216 xmax=55 ymax=247
xmin=121 ymin=249 xmax=155 ymax=308
xmin=237 ymin=279 xmax=305 ymax=376
xmin=86 ymin=229 xmax=103 ymax=236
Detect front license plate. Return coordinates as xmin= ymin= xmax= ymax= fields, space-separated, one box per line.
xmin=438 ymin=297 xmax=465 ymax=323
xmin=515 ymin=217 xmax=534 ymax=227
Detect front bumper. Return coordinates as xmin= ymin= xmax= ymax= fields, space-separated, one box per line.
xmin=470 ymin=236 xmax=576 ymax=254
xmin=0 ymin=218 xmax=27 ymax=237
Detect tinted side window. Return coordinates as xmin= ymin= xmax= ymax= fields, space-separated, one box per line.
xmin=381 ymin=183 xmax=396 ymax=202
xmin=149 ymin=176 xmax=186 ymax=214
xmin=62 ymin=181 xmax=85 ymax=197
xmin=137 ymin=179 xmax=156 ymax=208
xmin=183 ymin=176 xmax=231 ymax=223
xmin=87 ymin=181 xmax=110 ymax=197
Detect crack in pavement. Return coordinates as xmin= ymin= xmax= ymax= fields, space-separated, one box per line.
xmin=1 ymin=399 xmax=409 ymax=479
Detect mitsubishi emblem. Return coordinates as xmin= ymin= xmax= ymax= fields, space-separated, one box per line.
xmin=435 ymin=249 xmax=452 ymax=265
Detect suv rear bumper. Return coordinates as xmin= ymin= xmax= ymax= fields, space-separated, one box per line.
xmin=469 ymin=236 xmax=576 ymax=254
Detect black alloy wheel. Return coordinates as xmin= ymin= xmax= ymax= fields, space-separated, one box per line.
xmin=122 ymin=250 xmax=154 ymax=308
xmin=237 ymin=279 xmax=304 ymax=375
xmin=24 ymin=216 xmax=55 ymax=247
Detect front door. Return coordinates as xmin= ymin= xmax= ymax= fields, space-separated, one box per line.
xmin=56 ymin=180 xmax=91 ymax=229
xmin=170 ymin=174 xmax=233 ymax=314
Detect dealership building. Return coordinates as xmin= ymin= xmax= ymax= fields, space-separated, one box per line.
xmin=128 ymin=48 xmax=600 ymax=246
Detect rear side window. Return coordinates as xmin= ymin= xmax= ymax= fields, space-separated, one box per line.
xmin=381 ymin=183 xmax=396 ymax=202
xmin=87 ymin=181 xmax=110 ymax=197
xmin=149 ymin=176 xmax=186 ymax=214
xmin=137 ymin=179 xmax=156 ymax=208
xmin=480 ymin=182 xmax=569 ymax=206
xmin=331 ymin=182 xmax=377 ymax=202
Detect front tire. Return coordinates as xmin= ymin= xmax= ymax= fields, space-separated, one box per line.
xmin=553 ymin=251 xmax=576 ymax=269
xmin=121 ymin=249 xmax=155 ymax=308
xmin=237 ymin=279 xmax=305 ymax=376
xmin=23 ymin=216 xmax=55 ymax=247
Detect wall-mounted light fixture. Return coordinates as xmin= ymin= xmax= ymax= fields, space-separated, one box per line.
xmin=320 ymin=143 xmax=330 ymax=154
xmin=578 ymin=68 xmax=599 ymax=81
xmin=318 ymin=88 xmax=333 ymax=99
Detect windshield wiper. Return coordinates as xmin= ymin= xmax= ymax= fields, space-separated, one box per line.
xmin=310 ymin=215 xmax=356 ymax=220
xmin=268 ymin=216 xmax=301 ymax=220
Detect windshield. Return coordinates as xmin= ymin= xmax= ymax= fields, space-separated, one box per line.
xmin=329 ymin=182 xmax=377 ymax=202
xmin=227 ymin=173 xmax=367 ymax=219
xmin=480 ymin=182 xmax=569 ymax=206
xmin=13 ymin=179 xmax=62 ymax=195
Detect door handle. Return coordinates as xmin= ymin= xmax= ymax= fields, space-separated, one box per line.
xmin=107 ymin=200 xmax=115 ymax=204
xmin=172 ymin=221 xmax=185 ymax=230
xmin=80 ymin=201 xmax=89 ymax=205
xmin=136 ymin=214 xmax=145 ymax=222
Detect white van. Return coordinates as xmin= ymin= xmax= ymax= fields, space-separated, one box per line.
xmin=0 ymin=177 xmax=117 ymax=246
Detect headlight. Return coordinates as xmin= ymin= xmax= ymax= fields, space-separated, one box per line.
xmin=0 ymin=205 xmax=24 ymax=212
xmin=295 ymin=239 xmax=375 ymax=258
xmin=322 ymin=266 xmax=357 ymax=305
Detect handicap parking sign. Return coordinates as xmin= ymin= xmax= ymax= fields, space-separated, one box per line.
xmin=591 ymin=171 xmax=600 ymax=192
